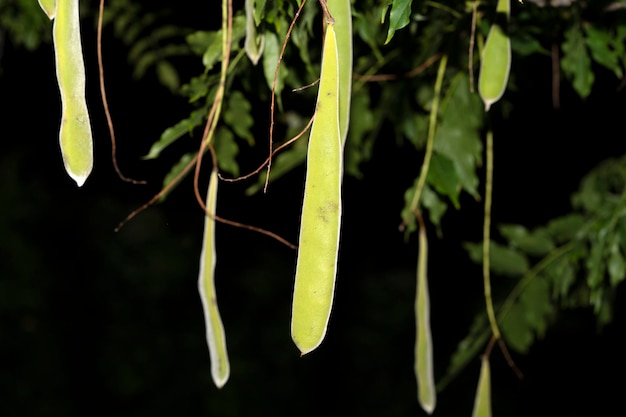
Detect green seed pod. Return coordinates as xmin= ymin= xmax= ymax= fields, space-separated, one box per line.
xmin=198 ymin=170 xmax=230 ymax=388
xmin=291 ymin=22 xmax=342 ymax=355
xmin=471 ymin=357 xmax=492 ymax=417
xmin=415 ymin=224 xmax=436 ymax=414
xmin=54 ymin=0 xmax=94 ymax=186
xmin=478 ymin=0 xmax=511 ymax=111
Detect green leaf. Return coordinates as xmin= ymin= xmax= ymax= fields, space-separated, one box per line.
xmin=561 ymin=24 xmax=594 ymax=99
xmin=214 ymin=127 xmax=240 ymax=177
xmin=421 ymin=186 xmax=447 ymax=230
xmin=401 ymin=178 xmax=419 ymax=236
xmin=438 ymin=313 xmax=490 ymax=391
xmin=159 ymin=152 xmax=196 ymax=201
xmin=385 ymin=0 xmax=413 ymax=44
xmin=156 ymin=60 xmax=180 ymax=93
xmin=464 ymin=241 xmax=530 ymax=277
xmin=202 ymin=32 xmax=223 ymax=71
xmin=187 ymin=16 xmax=246 ymax=70
xmin=545 ymin=214 xmax=586 ymax=244
xmin=434 ymin=75 xmax=483 ymax=199
xmin=182 ymin=75 xmax=217 ymax=103
xmin=586 ymin=231 xmax=607 ymax=289
xmin=344 ymin=89 xmax=376 ymax=178
xmin=427 ymin=153 xmax=460 ymax=208
xmin=511 ymin=33 xmax=550 ymax=57
xmin=253 ymin=0 xmax=267 ymax=26
xmin=403 ymin=113 xmax=428 ymax=150
xmin=520 ymin=278 xmax=553 ymax=339
xmin=187 ymin=30 xmax=218 ymax=56
xmin=608 ymin=235 xmax=626 ymax=287
xmin=262 ymin=31 xmax=288 ymax=97
xmin=546 ymin=255 xmax=577 ymax=300
xmin=143 ymin=109 xmax=206 ymax=160
xmin=500 ymin=302 xmax=534 ymax=353
xmin=498 ymin=224 xmax=555 ymax=257
xmin=584 ymin=25 xmax=623 ymax=79
xmin=223 ymin=91 xmax=255 ymax=145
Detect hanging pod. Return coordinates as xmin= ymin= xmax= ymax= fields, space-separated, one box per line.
xmin=471 ymin=357 xmax=492 ymax=417
xmin=291 ymin=22 xmax=342 ymax=355
xmin=415 ymin=223 xmax=436 ymax=414
xmin=198 ymin=170 xmax=230 ymax=388
xmin=51 ymin=0 xmax=94 ymax=186
xmin=478 ymin=0 xmax=511 ymax=111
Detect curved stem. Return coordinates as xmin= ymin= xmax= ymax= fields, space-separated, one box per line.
xmin=406 ymin=54 xmax=448 ymax=217
xmin=483 ymin=130 xmax=501 ymax=340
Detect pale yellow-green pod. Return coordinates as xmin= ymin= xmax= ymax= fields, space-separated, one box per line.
xmin=38 ymin=0 xmax=57 ymax=19
xmin=54 ymin=0 xmax=93 ymax=187
xmin=478 ymin=0 xmax=511 ymax=111
xmin=415 ymin=225 xmax=436 ymax=414
xmin=291 ymin=23 xmax=342 ymax=355
xmin=326 ymin=0 xmax=352 ymax=146
xmin=198 ymin=170 xmax=230 ymax=388
xmin=471 ymin=357 xmax=492 ymax=417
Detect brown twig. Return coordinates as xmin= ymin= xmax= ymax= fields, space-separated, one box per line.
xmin=354 ymin=53 xmax=442 ymax=82
xmin=292 ymin=78 xmax=320 ymax=92
xmin=114 ymin=153 xmax=200 ymax=232
xmin=318 ymin=0 xmax=335 ymax=23
xmin=219 ymin=115 xmax=314 ymax=183
xmin=97 ymin=0 xmax=146 ymax=184
xmin=497 ymin=338 xmax=524 ymax=380
xmin=265 ymin=0 xmax=309 ymax=193
xmin=469 ymin=1 xmax=478 ymax=93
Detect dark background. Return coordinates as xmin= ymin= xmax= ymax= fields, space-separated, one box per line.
xmin=1 ymin=4 xmax=625 ymax=416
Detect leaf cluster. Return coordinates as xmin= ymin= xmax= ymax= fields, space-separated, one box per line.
xmin=442 ymin=154 xmax=626 ymax=388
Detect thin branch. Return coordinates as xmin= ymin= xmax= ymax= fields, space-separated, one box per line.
xmin=219 ymin=115 xmax=314 ymax=183
xmin=403 ymin=54 xmax=448 ymax=225
xmin=354 ymin=53 xmax=442 ymax=82
xmin=97 ymin=0 xmax=146 ymax=184
xmin=469 ymin=0 xmax=479 ymax=93
xmin=265 ymin=0 xmax=309 ymax=193
xmin=318 ymin=0 xmax=335 ymax=23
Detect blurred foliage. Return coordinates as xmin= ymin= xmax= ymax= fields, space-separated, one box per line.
xmin=442 ymin=154 xmax=626 ymax=389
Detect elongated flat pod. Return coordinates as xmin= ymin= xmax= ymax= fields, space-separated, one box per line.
xmin=415 ymin=223 xmax=436 ymax=414
xmin=471 ymin=357 xmax=492 ymax=417
xmin=54 ymin=0 xmax=93 ymax=186
xmin=291 ymin=23 xmax=342 ymax=355
xmin=198 ymin=170 xmax=230 ymax=388
xmin=478 ymin=0 xmax=511 ymax=111
xmin=326 ymin=0 xmax=352 ymax=146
